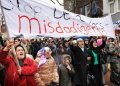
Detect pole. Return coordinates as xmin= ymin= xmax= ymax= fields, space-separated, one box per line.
xmin=12 ymin=46 xmax=20 ymax=68
xmin=0 ymin=0 xmax=20 ymax=68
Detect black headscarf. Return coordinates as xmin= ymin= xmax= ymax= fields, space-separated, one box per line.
xmin=89 ymin=39 xmax=98 ymax=50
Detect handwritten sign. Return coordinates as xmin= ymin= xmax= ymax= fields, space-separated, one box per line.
xmin=1 ymin=0 xmax=115 ymax=38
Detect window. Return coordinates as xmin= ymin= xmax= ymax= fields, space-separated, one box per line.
xmin=108 ymin=0 xmax=114 ymax=2
xmin=85 ymin=3 xmax=91 ymax=16
xmin=108 ymin=0 xmax=115 ymax=2
xmin=110 ymin=3 xmax=114 ymax=13
xmin=109 ymin=0 xmax=115 ymax=13
xmin=80 ymin=7 xmax=85 ymax=15
xmin=118 ymin=0 xmax=120 ymax=10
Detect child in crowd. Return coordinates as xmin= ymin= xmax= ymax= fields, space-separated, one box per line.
xmin=58 ymin=54 xmax=75 ymax=86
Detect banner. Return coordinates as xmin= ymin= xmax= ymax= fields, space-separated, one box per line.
xmin=1 ymin=0 xmax=115 ymax=38
xmin=113 ymin=20 xmax=120 ymax=30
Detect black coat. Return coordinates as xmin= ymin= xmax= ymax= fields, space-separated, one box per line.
xmin=89 ymin=40 xmax=106 ymax=65
xmin=88 ymin=40 xmax=106 ymax=86
xmin=70 ymin=45 xmax=89 ymax=85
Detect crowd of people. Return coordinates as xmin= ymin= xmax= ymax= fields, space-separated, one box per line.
xmin=0 ymin=29 xmax=120 ymax=86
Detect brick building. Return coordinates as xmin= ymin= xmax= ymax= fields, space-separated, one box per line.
xmin=64 ymin=0 xmax=103 ymax=17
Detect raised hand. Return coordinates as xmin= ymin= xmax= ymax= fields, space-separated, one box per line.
xmin=3 ymin=39 xmax=14 ymax=51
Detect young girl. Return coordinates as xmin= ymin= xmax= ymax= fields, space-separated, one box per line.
xmin=58 ymin=54 xmax=75 ymax=86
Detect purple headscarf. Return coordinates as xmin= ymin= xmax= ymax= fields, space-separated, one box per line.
xmin=37 ymin=48 xmax=47 ymax=67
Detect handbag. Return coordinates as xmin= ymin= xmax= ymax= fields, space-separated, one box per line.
xmin=87 ymin=72 xmax=96 ymax=86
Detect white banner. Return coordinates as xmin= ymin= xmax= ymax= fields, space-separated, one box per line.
xmin=1 ymin=0 xmax=115 ymax=38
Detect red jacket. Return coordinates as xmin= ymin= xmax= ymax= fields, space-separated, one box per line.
xmin=0 ymin=50 xmax=37 ymax=86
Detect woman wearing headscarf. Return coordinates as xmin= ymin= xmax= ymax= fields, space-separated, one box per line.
xmin=0 ymin=40 xmax=37 ymax=86
xmin=88 ymin=37 xmax=106 ymax=86
xmin=34 ymin=47 xmax=59 ymax=86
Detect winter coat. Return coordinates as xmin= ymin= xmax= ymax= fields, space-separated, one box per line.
xmin=106 ymin=43 xmax=119 ymax=63
xmin=70 ymin=45 xmax=89 ymax=85
xmin=106 ymin=43 xmax=120 ymax=73
xmin=89 ymin=40 xmax=106 ymax=65
xmin=58 ymin=64 xmax=75 ymax=86
xmin=0 ymin=50 xmax=37 ymax=86
xmin=34 ymin=57 xmax=59 ymax=86
xmin=88 ymin=40 xmax=106 ymax=86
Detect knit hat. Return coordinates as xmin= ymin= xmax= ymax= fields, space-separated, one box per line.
xmin=77 ymin=38 xmax=84 ymax=42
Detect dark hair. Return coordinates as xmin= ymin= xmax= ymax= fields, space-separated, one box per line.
xmin=109 ymin=38 xmax=114 ymax=42
xmin=14 ymin=38 xmax=21 ymax=42
xmin=89 ymin=39 xmax=97 ymax=49
xmin=15 ymin=44 xmax=25 ymax=51
xmin=13 ymin=44 xmax=26 ymax=61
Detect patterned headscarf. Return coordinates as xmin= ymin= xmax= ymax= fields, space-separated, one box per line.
xmin=37 ymin=47 xmax=51 ymax=67
xmin=37 ymin=47 xmax=47 ymax=67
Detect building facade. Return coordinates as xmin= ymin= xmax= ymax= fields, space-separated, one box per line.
xmin=103 ymin=0 xmax=120 ymax=39
xmin=64 ymin=0 xmax=103 ymax=17
xmin=64 ymin=0 xmax=120 ymax=39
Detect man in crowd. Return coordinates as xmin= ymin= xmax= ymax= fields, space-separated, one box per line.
xmin=70 ymin=38 xmax=91 ymax=86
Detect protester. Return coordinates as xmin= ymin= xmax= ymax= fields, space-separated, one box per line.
xmin=0 ymin=63 xmax=5 ymax=86
xmin=0 ymin=40 xmax=37 ymax=86
xmin=1 ymin=24 xmax=8 ymax=41
xmin=97 ymin=38 xmax=108 ymax=86
xmin=89 ymin=37 xmax=106 ymax=86
xmin=34 ymin=47 xmax=59 ymax=86
xmin=84 ymin=38 xmax=90 ymax=49
xmin=56 ymin=43 xmax=65 ymax=65
xmin=70 ymin=38 xmax=91 ymax=86
xmin=58 ymin=54 xmax=75 ymax=86
xmin=48 ymin=40 xmax=57 ymax=58
xmin=14 ymin=37 xmax=21 ymax=47
xmin=106 ymin=38 xmax=120 ymax=85
xmin=21 ymin=38 xmax=29 ymax=54
xmin=0 ymin=33 xmax=5 ymax=86
xmin=29 ymin=39 xmax=40 ymax=59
